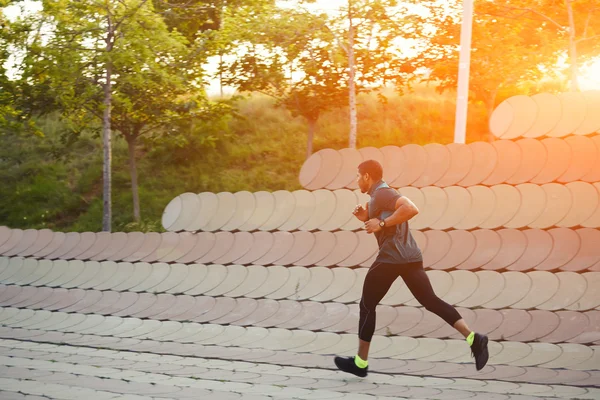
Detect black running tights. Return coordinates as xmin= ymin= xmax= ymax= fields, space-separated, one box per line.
xmin=358 ymin=261 xmax=462 ymax=342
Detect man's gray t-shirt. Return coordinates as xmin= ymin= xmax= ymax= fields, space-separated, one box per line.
xmin=368 ymin=181 xmax=423 ymax=265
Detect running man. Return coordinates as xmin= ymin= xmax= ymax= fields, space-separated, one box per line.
xmin=334 ymin=159 xmax=489 ymax=377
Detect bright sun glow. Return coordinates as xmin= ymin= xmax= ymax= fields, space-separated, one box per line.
xmin=579 ymin=59 xmax=600 ymax=91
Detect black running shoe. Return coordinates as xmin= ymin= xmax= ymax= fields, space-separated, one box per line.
xmin=471 ymin=333 xmax=489 ymax=371
xmin=334 ymin=356 xmax=368 ymax=377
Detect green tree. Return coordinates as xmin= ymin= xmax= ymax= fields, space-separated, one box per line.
xmin=405 ymin=0 xmax=563 ymax=138
xmin=8 ymin=0 xmax=231 ymax=228
xmin=321 ymin=0 xmax=416 ymax=148
xmin=484 ymin=0 xmax=600 ymax=92
xmin=0 ymin=2 xmax=43 ymax=137
xmin=218 ymin=5 xmax=349 ymax=158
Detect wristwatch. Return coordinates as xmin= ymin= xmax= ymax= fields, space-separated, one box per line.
xmin=379 ymin=219 xmax=386 ymax=228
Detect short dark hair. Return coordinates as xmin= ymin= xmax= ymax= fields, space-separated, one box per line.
xmin=358 ymin=159 xmax=383 ymax=181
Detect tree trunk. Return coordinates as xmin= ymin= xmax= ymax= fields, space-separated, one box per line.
xmin=348 ymin=0 xmax=357 ymax=149
xmin=565 ymin=0 xmax=580 ymax=91
xmin=102 ymin=57 xmax=112 ymax=232
xmin=219 ymin=52 xmax=224 ymax=98
xmin=126 ymin=134 xmax=141 ymax=223
xmin=306 ymin=118 xmax=316 ymax=159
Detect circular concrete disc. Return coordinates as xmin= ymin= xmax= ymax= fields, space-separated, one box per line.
xmin=557 ymin=182 xmax=598 ymax=228
xmin=430 ymin=230 xmax=475 ymax=271
xmin=560 ymin=228 xmax=600 ymax=272
xmin=253 ymin=232 xmax=294 ymax=266
xmin=435 ymin=143 xmax=473 ymax=187
xmin=480 ymin=185 xmax=521 ymax=229
xmin=141 ymin=232 xmax=181 ymax=263
xmin=422 ymin=230 xmax=452 ymax=268
xmin=413 ymin=187 xmax=448 ymax=229
xmin=457 ymin=142 xmax=497 ymax=186
xmin=173 ymin=232 xmax=214 ymax=264
xmin=505 ymin=183 xmax=547 ymax=229
xmin=238 ymin=191 xmax=275 ymax=232
xmin=581 ymin=183 xmax=600 ymax=228
xmin=19 ymin=229 xmax=53 ymax=258
xmin=507 ymin=138 xmax=547 ymax=185
xmin=391 ymin=144 xmax=427 ymax=187
xmin=161 ymin=196 xmax=182 ymax=231
xmin=294 ymin=231 xmax=336 ymax=267
xmin=529 ymin=183 xmax=572 ymax=229
xmin=458 ymin=270 xmax=506 ymax=308
xmin=234 ymin=231 xmax=273 ymax=265
xmin=482 ymin=271 xmax=532 ymax=309
xmin=62 ymin=232 xmax=96 ymax=260
xmin=191 ymin=192 xmax=219 ymax=231
xmin=527 ymin=93 xmax=562 ymax=137
xmin=454 ymin=186 xmax=495 ymax=230
xmin=531 ymin=138 xmax=572 ymax=184
xmin=320 ymin=189 xmax=357 ymax=231
xmin=0 ymin=226 xmax=10 ymax=248
xmin=510 ymin=271 xmax=559 ymax=309
xmin=480 ymin=229 xmax=527 ymax=271
xmin=304 ymin=149 xmax=343 ymax=190
xmin=456 ymin=229 xmax=501 ymax=271
xmin=159 ymin=232 xmax=197 ymax=263
xmin=327 ymin=148 xmax=362 ymax=190
xmin=34 ymin=232 xmax=66 ymax=258
xmin=299 ymin=151 xmax=322 ymax=188
xmin=195 ymin=231 xmax=235 ymax=264
xmin=278 ymin=190 xmax=316 ymax=231
xmin=444 ymin=270 xmax=479 ymax=305
xmin=89 ymin=232 xmax=128 ymax=261
xmin=74 ymin=232 xmax=110 ymax=261
xmin=259 ymin=190 xmax=296 ymax=232
xmin=502 ymin=95 xmax=538 ymax=139
xmin=576 ymin=90 xmax=600 ymax=135
xmin=504 ymin=183 xmax=547 ymax=228
xmin=317 ymin=231 xmax=358 ymax=267
xmin=558 ymin=136 xmax=597 ymax=182
xmin=358 ymin=146 xmax=385 ymax=167
xmin=535 ymin=228 xmax=580 ymax=271
xmin=380 ymin=145 xmax=405 ymax=184
xmin=482 ymin=140 xmax=522 ymax=186
xmin=567 ymin=272 xmax=600 ymax=310
xmin=3 ymin=229 xmax=38 ymax=257
xmin=3 ymin=257 xmax=38 ymax=285
xmin=168 ymin=193 xmax=201 ymax=232
xmin=275 ymin=231 xmax=316 ymax=266
xmin=582 ymin=135 xmax=600 ymax=183
xmin=122 ymin=232 xmax=162 ymax=262
xmin=412 ymin=143 xmax=450 ymax=188
xmin=548 ymin=92 xmax=587 ymax=137
xmin=298 ymin=189 xmax=336 ymax=231
xmin=431 ymin=186 xmax=471 ymax=230
xmin=220 ymin=191 xmax=256 ymax=231
xmin=203 ymin=192 xmax=237 ymax=232
xmin=489 ymin=98 xmax=515 ymax=138
xmin=212 ymin=231 xmax=254 ymax=265
xmin=46 ymin=232 xmax=81 ymax=260
xmin=537 ymin=272 xmax=587 ymax=311
xmin=338 ymin=231 xmax=378 ymax=267
xmin=507 ymin=229 xmax=553 ymax=272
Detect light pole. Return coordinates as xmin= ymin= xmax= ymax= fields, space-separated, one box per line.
xmin=454 ymin=0 xmax=474 ymax=144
